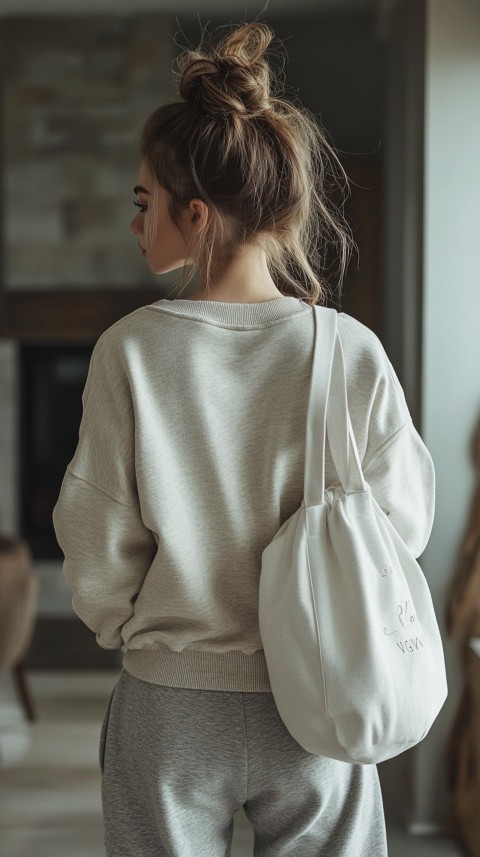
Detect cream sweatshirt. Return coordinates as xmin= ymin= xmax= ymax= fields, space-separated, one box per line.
xmin=52 ymin=297 xmax=435 ymax=692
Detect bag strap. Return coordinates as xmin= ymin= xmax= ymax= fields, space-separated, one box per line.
xmin=327 ymin=326 xmax=366 ymax=496
xmin=304 ymin=306 xmax=337 ymax=504
xmin=305 ymin=307 xmax=366 ymax=507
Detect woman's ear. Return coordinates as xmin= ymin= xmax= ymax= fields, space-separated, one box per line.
xmin=187 ymin=198 xmax=209 ymax=234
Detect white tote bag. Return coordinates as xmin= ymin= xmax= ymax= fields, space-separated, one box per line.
xmin=259 ymin=305 xmax=448 ymax=765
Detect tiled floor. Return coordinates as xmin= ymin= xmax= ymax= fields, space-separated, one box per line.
xmin=0 ymin=670 xmax=464 ymax=857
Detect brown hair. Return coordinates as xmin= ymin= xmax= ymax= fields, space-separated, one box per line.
xmin=139 ymin=21 xmax=355 ymax=306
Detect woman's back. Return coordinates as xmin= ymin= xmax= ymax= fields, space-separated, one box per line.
xmin=53 ymin=296 xmax=434 ymax=690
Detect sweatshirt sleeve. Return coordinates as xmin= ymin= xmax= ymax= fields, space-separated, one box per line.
xmin=342 ymin=316 xmax=436 ymax=560
xmin=363 ymin=417 xmax=436 ymax=559
xmin=52 ymin=330 xmax=157 ymax=650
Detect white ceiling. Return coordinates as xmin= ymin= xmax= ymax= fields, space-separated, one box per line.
xmin=0 ymin=0 xmax=376 ymax=15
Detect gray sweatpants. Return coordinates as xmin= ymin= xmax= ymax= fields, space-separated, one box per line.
xmin=100 ymin=668 xmax=388 ymax=856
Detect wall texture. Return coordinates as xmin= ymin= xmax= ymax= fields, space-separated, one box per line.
xmin=1 ymin=14 xmax=174 ymax=289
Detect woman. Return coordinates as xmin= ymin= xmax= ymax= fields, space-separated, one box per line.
xmin=53 ymin=20 xmax=435 ymax=857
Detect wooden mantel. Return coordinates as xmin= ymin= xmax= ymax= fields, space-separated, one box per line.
xmin=0 ymin=289 xmax=165 ymax=343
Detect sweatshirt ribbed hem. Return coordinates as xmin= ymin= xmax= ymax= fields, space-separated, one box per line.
xmin=122 ymin=643 xmax=272 ymax=692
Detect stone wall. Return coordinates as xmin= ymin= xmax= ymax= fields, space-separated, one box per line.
xmin=1 ymin=14 xmax=175 ymax=289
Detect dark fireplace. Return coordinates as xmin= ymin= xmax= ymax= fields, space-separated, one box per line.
xmin=19 ymin=343 xmax=94 ymax=560
xmin=19 ymin=342 xmax=124 ymax=670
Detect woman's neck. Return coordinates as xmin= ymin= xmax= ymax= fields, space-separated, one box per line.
xmin=187 ymin=245 xmax=286 ymax=303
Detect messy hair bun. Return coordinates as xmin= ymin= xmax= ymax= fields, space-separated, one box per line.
xmin=140 ymin=21 xmax=354 ymax=306
xmin=178 ymin=23 xmax=273 ymax=119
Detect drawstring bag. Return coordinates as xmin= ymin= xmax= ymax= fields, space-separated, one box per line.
xmin=259 ymin=306 xmax=448 ymax=765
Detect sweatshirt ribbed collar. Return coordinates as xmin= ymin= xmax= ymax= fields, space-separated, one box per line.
xmin=148 ymin=296 xmax=310 ymax=327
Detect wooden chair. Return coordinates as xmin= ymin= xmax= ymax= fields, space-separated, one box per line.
xmin=0 ymin=536 xmax=38 ymax=724
xmin=445 ymin=417 xmax=480 ymax=856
